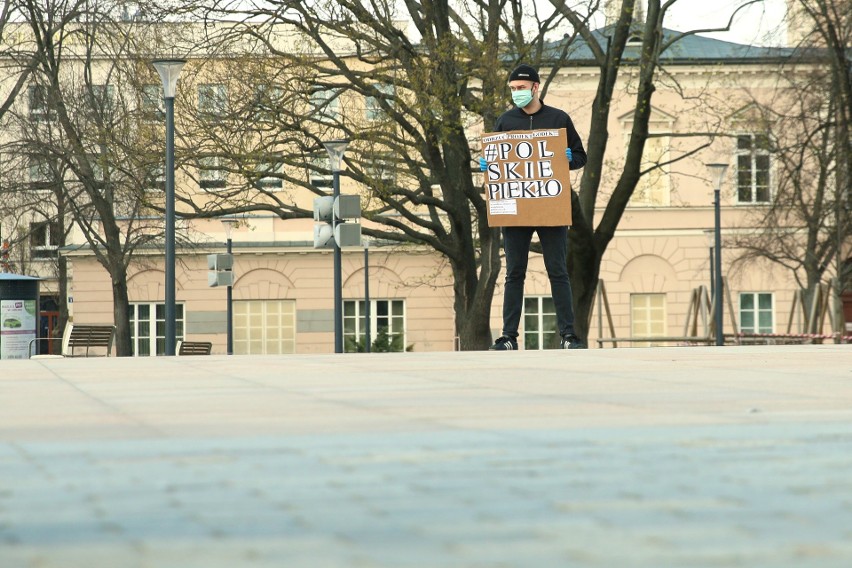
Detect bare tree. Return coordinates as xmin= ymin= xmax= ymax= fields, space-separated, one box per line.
xmin=151 ymin=0 xmax=761 ymax=347
xmin=546 ymin=0 xmax=780 ymax=340
xmin=14 ymin=0 xmax=176 ymax=355
xmin=0 ymin=131 xmax=74 ymax=342
xmin=159 ymin=0 xmax=578 ymax=350
xmin=794 ymin=0 xmax=851 ymax=204
xmin=0 ymin=1 xmax=37 ymax=121
xmin=731 ymin=0 xmax=851 ymax=326
xmin=0 ymin=0 xmax=93 ymax=342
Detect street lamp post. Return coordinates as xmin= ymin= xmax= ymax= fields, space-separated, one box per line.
xmin=709 ymin=246 xmax=715 ymax=299
xmin=221 ymin=218 xmax=238 ymax=355
xmin=364 ymin=238 xmax=370 ymax=354
xmin=323 ymin=139 xmax=349 ymax=354
xmin=153 ymin=59 xmax=186 ymax=356
xmin=706 ymin=163 xmax=729 ymax=347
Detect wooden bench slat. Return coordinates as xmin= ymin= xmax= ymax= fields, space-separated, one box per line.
xmin=63 ymin=324 xmax=116 ymax=357
xmin=177 ymin=341 xmax=213 ymax=355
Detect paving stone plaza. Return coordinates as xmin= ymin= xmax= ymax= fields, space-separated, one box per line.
xmin=1 ymin=345 xmax=851 ymax=567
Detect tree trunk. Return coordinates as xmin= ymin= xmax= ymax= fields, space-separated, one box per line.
xmin=451 ymin=228 xmax=502 ymax=350
xmin=110 ymin=265 xmax=132 ymax=357
xmin=454 ymin=286 xmax=496 ymax=351
xmin=56 ymin=190 xmax=70 ymax=353
xmin=568 ymin=226 xmax=603 ymax=343
xmin=56 ymin=255 xmax=69 ymax=354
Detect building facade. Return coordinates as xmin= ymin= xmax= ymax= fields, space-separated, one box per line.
xmin=2 ymin=17 xmax=848 ymax=355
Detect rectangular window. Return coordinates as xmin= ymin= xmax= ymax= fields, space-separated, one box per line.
xmin=366 ymin=153 xmax=396 ymax=186
xmin=256 ymin=156 xmax=283 ymax=190
xmin=736 ymin=134 xmax=771 ymax=203
xmin=523 ymin=296 xmax=560 ymax=350
xmin=141 ymin=84 xmax=164 ymax=120
xmin=254 ymin=84 xmax=282 ymax=121
xmin=233 ymin=300 xmax=296 ymax=355
xmin=309 ymin=155 xmax=333 ymax=189
xmin=343 ymin=299 xmax=405 ymax=352
xmin=739 ymin=292 xmax=773 ymax=334
xmin=198 ymin=84 xmax=227 ymax=117
xmin=28 ymin=85 xmax=52 ymax=121
xmin=145 ymin=163 xmax=165 ymax=191
xmin=87 ymin=153 xmax=106 ymax=187
xmin=88 ymin=84 xmax=115 ymax=115
xmin=365 ymin=83 xmax=393 ymax=121
xmin=128 ymin=303 xmax=184 ymax=356
xmin=630 ymin=134 xmax=671 ymax=207
xmin=28 ymin=157 xmax=52 ymax=188
xmin=29 ymin=221 xmax=60 ymax=259
xmin=630 ymin=293 xmax=667 ymax=346
xmin=199 ymin=156 xmax=227 ymax=189
xmin=310 ymin=87 xmax=340 ymax=121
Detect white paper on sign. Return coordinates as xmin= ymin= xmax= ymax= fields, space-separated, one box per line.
xmin=489 ymin=199 xmax=518 ymax=215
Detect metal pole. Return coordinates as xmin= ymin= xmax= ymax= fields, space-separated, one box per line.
xmin=714 ymin=188 xmax=724 ymax=346
xmin=333 ymin=170 xmax=343 ymax=354
xmin=364 ymin=243 xmax=370 ymax=353
xmin=709 ymin=247 xmax=715 ymax=300
xmin=164 ymin=96 xmax=176 ymax=356
xmin=226 ymin=236 xmax=233 ymax=355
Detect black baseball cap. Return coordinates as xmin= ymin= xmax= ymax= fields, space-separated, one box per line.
xmin=508 ymin=64 xmax=540 ymax=83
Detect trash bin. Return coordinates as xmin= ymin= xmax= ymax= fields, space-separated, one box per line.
xmin=0 ymin=274 xmax=40 ymax=359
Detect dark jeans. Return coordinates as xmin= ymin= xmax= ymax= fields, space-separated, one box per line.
xmin=501 ymin=225 xmax=576 ymax=339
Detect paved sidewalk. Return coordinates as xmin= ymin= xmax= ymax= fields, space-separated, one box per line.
xmin=0 ymin=345 xmax=850 ymax=567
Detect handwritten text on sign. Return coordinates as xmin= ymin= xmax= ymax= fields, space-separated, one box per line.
xmin=481 ymin=128 xmax=571 ymax=227
xmin=482 ymin=130 xmax=564 ymax=201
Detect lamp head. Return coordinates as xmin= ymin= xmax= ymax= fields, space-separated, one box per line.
xmin=705 ymin=163 xmax=729 ymax=189
xmin=152 ymin=59 xmax=187 ymax=99
xmin=220 ymin=217 xmax=239 ymax=239
xmin=322 ymin=139 xmax=350 ymax=172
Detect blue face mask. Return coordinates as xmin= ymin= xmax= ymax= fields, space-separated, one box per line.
xmin=512 ymin=89 xmax=533 ymax=108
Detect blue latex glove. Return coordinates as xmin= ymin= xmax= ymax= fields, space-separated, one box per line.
xmin=479 ymin=157 xmax=487 ymax=172
xmin=566 ymin=147 xmax=573 ymax=164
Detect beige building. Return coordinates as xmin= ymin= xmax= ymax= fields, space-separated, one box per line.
xmin=2 ymin=17 xmax=847 ymax=355
xmin=64 ymin=219 xmax=459 ymax=354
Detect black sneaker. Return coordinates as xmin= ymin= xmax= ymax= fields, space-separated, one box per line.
xmin=489 ymin=336 xmax=518 ymax=351
xmin=561 ymin=335 xmax=587 ymax=350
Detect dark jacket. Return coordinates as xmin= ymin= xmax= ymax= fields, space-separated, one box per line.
xmin=495 ymin=103 xmax=587 ymax=170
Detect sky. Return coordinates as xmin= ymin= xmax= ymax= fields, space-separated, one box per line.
xmin=516 ymin=0 xmax=791 ymax=47
xmin=133 ymin=0 xmax=792 ymax=49
xmin=665 ymin=0 xmax=788 ymax=47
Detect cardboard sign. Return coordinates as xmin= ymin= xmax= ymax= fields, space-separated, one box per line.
xmin=482 ymin=128 xmax=572 ymax=227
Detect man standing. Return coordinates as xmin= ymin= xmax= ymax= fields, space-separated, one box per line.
xmin=481 ymin=64 xmax=588 ymax=350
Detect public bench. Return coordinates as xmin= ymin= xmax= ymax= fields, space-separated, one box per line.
xmin=29 ymin=323 xmax=116 ymax=358
xmin=176 ymin=341 xmax=213 ymax=355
